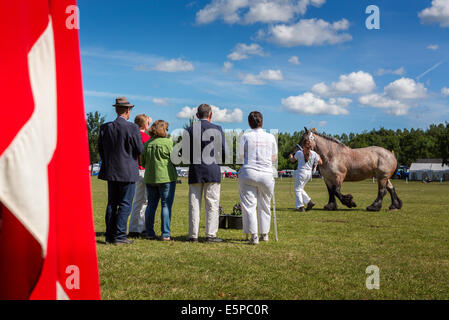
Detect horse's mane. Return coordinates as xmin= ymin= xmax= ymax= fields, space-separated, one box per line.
xmin=313 ymin=131 xmax=346 ymax=147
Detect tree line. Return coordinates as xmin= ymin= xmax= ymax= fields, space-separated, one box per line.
xmin=86 ymin=112 xmax=449 ymax=168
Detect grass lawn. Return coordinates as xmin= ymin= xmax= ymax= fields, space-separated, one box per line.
xmin=92 ymin=177 xmax=449 ymax=300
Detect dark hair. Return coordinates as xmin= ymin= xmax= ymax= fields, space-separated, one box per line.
xmin=197 ymin=104 xmax=212 ymax=119
xmin=115 ymin=105 xmax=130 ymax=116
xmin=248 ymin=111 xmax=263 ymax=129
xmin=149 ymin=120 xmax=168 ymax=138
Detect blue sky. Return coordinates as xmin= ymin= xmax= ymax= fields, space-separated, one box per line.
xmin=79 ymin=0 xmax=449 ymax=135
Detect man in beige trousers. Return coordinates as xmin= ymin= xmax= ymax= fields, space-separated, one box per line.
xmin=184 ymin=104 xmax=226 ymax=243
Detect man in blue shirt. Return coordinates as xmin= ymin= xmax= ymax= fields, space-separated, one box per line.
xmin=98 ymin=97 xmax=143 ymax=245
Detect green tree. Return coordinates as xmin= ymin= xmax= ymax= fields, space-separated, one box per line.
xmin=86 ymin=111 xmax=105 ymax=165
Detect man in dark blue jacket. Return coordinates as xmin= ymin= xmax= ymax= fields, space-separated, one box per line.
xmin=98 ymin=97 xmax=143 ymax=245
xmin=185 ymin=104 xmax=226 ymax=243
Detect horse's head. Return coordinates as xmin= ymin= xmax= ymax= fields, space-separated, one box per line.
xmin=290 ymin=127 xmax=317 ymax=155
xmin=300 ymin=127 xmax=317 ymax=150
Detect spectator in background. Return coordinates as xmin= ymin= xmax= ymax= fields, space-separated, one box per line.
xmin=98 ymin=97 xmax=143 ymax=245
xmin=128 ymin=114 xmax=152 ymax=238
xmin=238 ymin=111 xmax=277 ymax=245
xmin=141 ymin=120 xmax=177 ymax=241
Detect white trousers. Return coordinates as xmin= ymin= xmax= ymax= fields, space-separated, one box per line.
xmin=238 ymin=169 xmax=274 ymax=235
xmin=189 ymin=183 xmax=221 ymax=239
xmin=294 ymin=171 xmax=312 ymax=208
xmin=129 ymin=170 xmax=147 ymax=233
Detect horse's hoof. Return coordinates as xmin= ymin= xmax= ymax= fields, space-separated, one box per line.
xmin=366 ymin=205 xmax=381 ymax=212
xmin=389 ymin=204 xmax=401 ymax=211
xmin=324 ymin=203 xmax=337 ymax=211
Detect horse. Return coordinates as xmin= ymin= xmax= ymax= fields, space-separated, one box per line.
xmin=291 ymin=128 xmax=402 ymax=211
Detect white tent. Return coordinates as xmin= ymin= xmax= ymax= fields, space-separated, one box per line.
xmin=430 ymin=163 xmax=449 ymax=181
xmin=409 ymin=162 xmax=449 ymax=181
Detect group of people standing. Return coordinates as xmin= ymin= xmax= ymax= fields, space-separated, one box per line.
xmin=98 ymin=97 xmax=320 ymax=245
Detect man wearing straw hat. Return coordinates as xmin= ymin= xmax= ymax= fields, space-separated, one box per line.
xmin=98 ymin=97 xmax=143 ymax=245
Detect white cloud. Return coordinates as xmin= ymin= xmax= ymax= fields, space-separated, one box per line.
xmin=196 ymin=0 xmax=326 ymax=25
xmin=152 ymin=98 xmax=169 ymax=106
xmin=419 ymin=0 xmax=449 ymax=28
xmin=427 ymin=44 xmax=439 ymax=50
xmin=176 ymin=106 xmax=196 ymax=119
xmin=358 ymin=94 xmax=410 ymax=116
xmin=176 ymin=105 xmax=243 ymax=123
xmin=288 ymin=55 xmax=301 ymax=65
xmin=442 ymin=87 xmax=449 ymax=96
xmin=227 ymin=43 xmax=265 ymax=61
xmin=153 ymin=58 xmax=194 ymax=72
xmin=358 ymin=78 xmax=428 ymax=116
xmin=222 ymin=61 xmax=233 ymax=72
xmin=263 ymin=18 xmax=352 ymax=47
xmin=282 ymin=92 xmax=350 ymax=115
xmin=376 ymin=67 xmax=406 ymax=76
xmin=384 ymin=78 xmax=427 ymax=100
xmin=311 ymin=71 xmax=376 ymax=97
xmin=240 ymin=69 xmax=284 ymax=85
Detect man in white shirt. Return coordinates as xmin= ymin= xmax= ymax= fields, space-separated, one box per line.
xmin=289 ymin=139 xmax=322 ymax=212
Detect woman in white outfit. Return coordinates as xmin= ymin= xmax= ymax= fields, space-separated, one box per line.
xmin=238 ymin=111 xmax=278 ymax=245
xmin=289 ymin=139 xmax=322 ymax=212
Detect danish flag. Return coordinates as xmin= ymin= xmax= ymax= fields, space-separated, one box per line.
xmin=0 ymin=0 xmax=100 ymax=299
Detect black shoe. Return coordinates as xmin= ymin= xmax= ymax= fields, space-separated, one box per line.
xmin=105 ymin=239 xmax=114 ymax=245
xmin=144 ymin=235 xmax=160 ymax=240
xmin=188 ymin=237 xmax=198 ymax=242
xmin=127 ymin=232 xmax=142 ymax=239
xmin=296 ymin=207 xmax=305 ymax=212
xmin=206 ymin=237 xmax=224 ymax=243
xmin=306 ymin=201 xmax=315 ymax=211
xmin=113 ymin=239 xmax=134 ymax=245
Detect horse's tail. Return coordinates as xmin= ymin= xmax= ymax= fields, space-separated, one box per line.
xmin=391 ymin=150 xmax=399 ymax=178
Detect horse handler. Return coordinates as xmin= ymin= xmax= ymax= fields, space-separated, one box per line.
xmin=289 ymin=139 xmax=322 ymax=212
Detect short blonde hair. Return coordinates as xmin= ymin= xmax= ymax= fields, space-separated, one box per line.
xmin=134 ymin=114 xmax=149 ymax=128
xmin=149 ymin=120 xmax=168 ymax=138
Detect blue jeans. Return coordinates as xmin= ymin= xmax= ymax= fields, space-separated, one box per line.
xmin=105 ymin=181 xmax=136 ymax=242
xmin=145 ymin=182 xmax=176 ymax=238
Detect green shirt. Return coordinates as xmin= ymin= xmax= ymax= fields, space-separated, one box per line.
xmin=140 ymin=137 xmax=177 ymax=184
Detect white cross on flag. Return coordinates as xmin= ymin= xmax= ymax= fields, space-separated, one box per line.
xmin=0 ymin=0 xmax=100 ymax=299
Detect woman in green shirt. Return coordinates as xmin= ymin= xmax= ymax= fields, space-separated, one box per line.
xmin=141 ymin=120 xmax=178 ymax=241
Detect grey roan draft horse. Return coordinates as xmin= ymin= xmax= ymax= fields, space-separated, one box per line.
xmin=291 ymin=128 xmax=402 ymax=211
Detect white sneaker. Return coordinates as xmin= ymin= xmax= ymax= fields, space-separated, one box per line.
xmin=260 ymin=234 xmax=269 ymax=242
xmin=249 ymin=234 xmax=259 ymax=245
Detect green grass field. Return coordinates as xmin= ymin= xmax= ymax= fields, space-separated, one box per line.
xmin=92 ymin=177 xmax=449 ymax=300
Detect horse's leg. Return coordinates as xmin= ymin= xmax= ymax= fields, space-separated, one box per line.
xmin=367 ymin=178 xmax=387 ymax=211
xmin=332 ymin=176 xmax=357 ymax=209
xmin=334 ymin=186 xmax=357 ymax=208
xmin=324 ymin=180 xmax=338 ymax=211
xmin=386 ymin=179 xmax=403 ymax=210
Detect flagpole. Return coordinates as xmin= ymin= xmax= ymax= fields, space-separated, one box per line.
xmin=272 ymin=189 xmax=278 ymax=242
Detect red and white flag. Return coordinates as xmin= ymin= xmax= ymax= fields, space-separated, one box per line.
xmin=0 ymin=0 xmax=100 ymax=299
